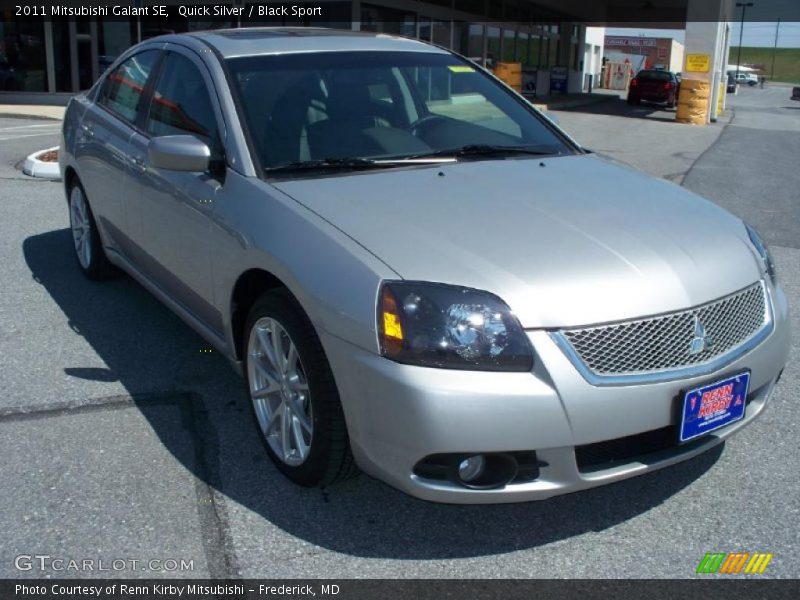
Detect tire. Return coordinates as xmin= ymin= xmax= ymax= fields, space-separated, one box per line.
xmin=67 ymin=181 xmax=114 ymax=281
xmin=243 ymin=289 xmax=357 ymax=487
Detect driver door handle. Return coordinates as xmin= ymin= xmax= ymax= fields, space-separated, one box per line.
xmin=130 ymin=155 xmax=147 ymax=173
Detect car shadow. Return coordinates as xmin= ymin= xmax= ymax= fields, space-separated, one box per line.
xmin=23 ymin=228 xmax=723 ymax=560
xmin=560 ymin=95 xmax=679 ymax=123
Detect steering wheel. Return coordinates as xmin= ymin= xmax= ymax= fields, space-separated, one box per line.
xmin=410 ymin=114 xmax=445 ymax=138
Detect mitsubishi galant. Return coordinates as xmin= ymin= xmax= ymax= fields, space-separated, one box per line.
xmin=59 ymin=28 xmax=790 ymax=503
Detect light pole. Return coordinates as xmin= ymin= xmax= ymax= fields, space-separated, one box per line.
xmin=735 ymin=2 xmax=754 ymax=82
xmin=771 ymin=18 xmax=781 ymax=80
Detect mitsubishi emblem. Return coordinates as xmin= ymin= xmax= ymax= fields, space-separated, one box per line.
xmin=689 ymin=316 xmax=713 ymax=355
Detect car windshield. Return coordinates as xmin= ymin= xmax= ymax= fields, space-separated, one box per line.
xmin=226 ymin=51 xmax=573 ymax=172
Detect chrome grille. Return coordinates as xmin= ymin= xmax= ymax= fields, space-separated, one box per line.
xmin=559 ymin=282 xmax=769 ymax=378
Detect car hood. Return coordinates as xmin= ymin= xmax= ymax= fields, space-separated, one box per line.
xmin=273 ymin=155 xmax=761 ymax=328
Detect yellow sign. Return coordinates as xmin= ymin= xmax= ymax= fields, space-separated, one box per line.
xmin=685 ymin=54 xmax=711 ymax=73
xmin=448 ymin=65 xmax=475 ymax=73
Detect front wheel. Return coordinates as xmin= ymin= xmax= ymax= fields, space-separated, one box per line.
xmin=68 ymin=182 xmax=113 ymax=280
xmin=244 ymin=290 xmax=357 ymax=487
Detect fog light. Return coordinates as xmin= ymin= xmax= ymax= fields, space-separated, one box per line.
xmin=458 ymin=455 xmax=486 ymax=482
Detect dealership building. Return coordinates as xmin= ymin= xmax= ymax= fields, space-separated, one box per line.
xmin=1 ymin=0 xmax=736 ymax=123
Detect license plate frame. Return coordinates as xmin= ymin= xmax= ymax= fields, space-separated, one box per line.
xmin=679 ymin=371 xmax=750 ymax=443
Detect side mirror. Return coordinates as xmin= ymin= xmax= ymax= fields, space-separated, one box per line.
xmin=148 ymin=135 xmax=210 ymax=172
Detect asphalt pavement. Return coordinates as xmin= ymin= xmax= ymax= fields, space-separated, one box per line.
xmin=0 ymin=86 xmax=797 ymax=579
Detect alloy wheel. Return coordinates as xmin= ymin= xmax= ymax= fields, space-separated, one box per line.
xmin=247 ymin=317 xmax=313 ymax=466
xmin=69 ymin=186 xmax=92 ymax=269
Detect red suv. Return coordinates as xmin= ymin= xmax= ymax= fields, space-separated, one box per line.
xmin=627 ymin=70 xmax=680 ymax=108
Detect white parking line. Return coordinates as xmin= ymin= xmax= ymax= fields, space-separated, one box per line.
xmin=0 ymin=132 xmax=60 ymax=142
xmin=0 ymin=124 xmax=60 ymax=132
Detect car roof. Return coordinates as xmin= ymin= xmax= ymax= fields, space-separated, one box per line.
xmin=183 ymin=27 xmax=449 ymax=59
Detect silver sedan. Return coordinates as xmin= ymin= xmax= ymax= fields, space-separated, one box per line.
xmin=60 ymin=28 xmax=790 ymax=503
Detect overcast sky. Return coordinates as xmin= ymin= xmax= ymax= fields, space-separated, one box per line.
xmin=606 ymin=22 xmax=800 ymax=48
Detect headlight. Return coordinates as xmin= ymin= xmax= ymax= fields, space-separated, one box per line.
xmin=377 ymin=281 xmax=533 ymax=371
xmin=745 ymin=223 xmax=776 ymax=280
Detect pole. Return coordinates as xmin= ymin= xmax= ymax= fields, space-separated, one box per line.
xmin=735 ymin=6 xmax=745 ymax=81
xmin=771 ymin=18 xmax=781 ymax=80
xmin=734 ymin=2 xmax=753 ymax=82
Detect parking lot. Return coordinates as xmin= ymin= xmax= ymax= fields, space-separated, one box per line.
xmin=0 ymin=84 xmax=797 ymax=578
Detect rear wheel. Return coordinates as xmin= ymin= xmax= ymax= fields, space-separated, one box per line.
xmin=244 ymin=290 xmax=357 ymax=487
xmin=68 ymin=182 xmax=113 ymax=280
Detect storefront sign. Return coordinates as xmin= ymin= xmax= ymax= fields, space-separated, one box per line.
xmin=606 ymin=37 xmax=657 ymax=47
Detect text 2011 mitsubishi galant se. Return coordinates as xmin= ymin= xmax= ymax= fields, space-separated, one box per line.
xmin=60 ymin=28 xmax=790 ymax=503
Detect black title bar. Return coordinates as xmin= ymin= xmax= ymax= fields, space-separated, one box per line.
xmin=2 ymin=0 xmax=799 ymax=22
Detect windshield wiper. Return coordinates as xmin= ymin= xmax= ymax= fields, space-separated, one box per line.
xmin=265 ymin=155 xmax=454 ymax=174
xmin=405 ymin=144 xmax=560 ymax=160
xmin=265 ymin=157 xmax=388 ymax=173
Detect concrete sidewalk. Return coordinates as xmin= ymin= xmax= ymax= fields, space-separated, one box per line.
xmin=0 ymin=105 xmax=65 ymax=120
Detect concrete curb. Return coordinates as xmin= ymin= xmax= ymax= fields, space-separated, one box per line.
xmin=548 ymin=95 xmax=619 ymax=111
xmin=22 ymin=147 xmax=61 ymax=180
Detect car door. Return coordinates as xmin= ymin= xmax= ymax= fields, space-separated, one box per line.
xmin=125 ymin=47 xmax=226 ymax=334
xmin=73 ymin=50 xmax=161 ymax=257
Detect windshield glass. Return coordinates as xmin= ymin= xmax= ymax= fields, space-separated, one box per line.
xmin=226 ymin=51 xmax=573 ymax=171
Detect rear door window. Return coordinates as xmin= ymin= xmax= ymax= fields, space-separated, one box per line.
xmin=98 ymin=51 xmax=160 ymax=124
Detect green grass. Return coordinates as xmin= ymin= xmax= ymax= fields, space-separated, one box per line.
xmin=729 ymin=47 xmax=800 ymax=84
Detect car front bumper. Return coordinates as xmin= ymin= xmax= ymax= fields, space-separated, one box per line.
xmin=322 ymin=282 xmax=791 ymax=504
